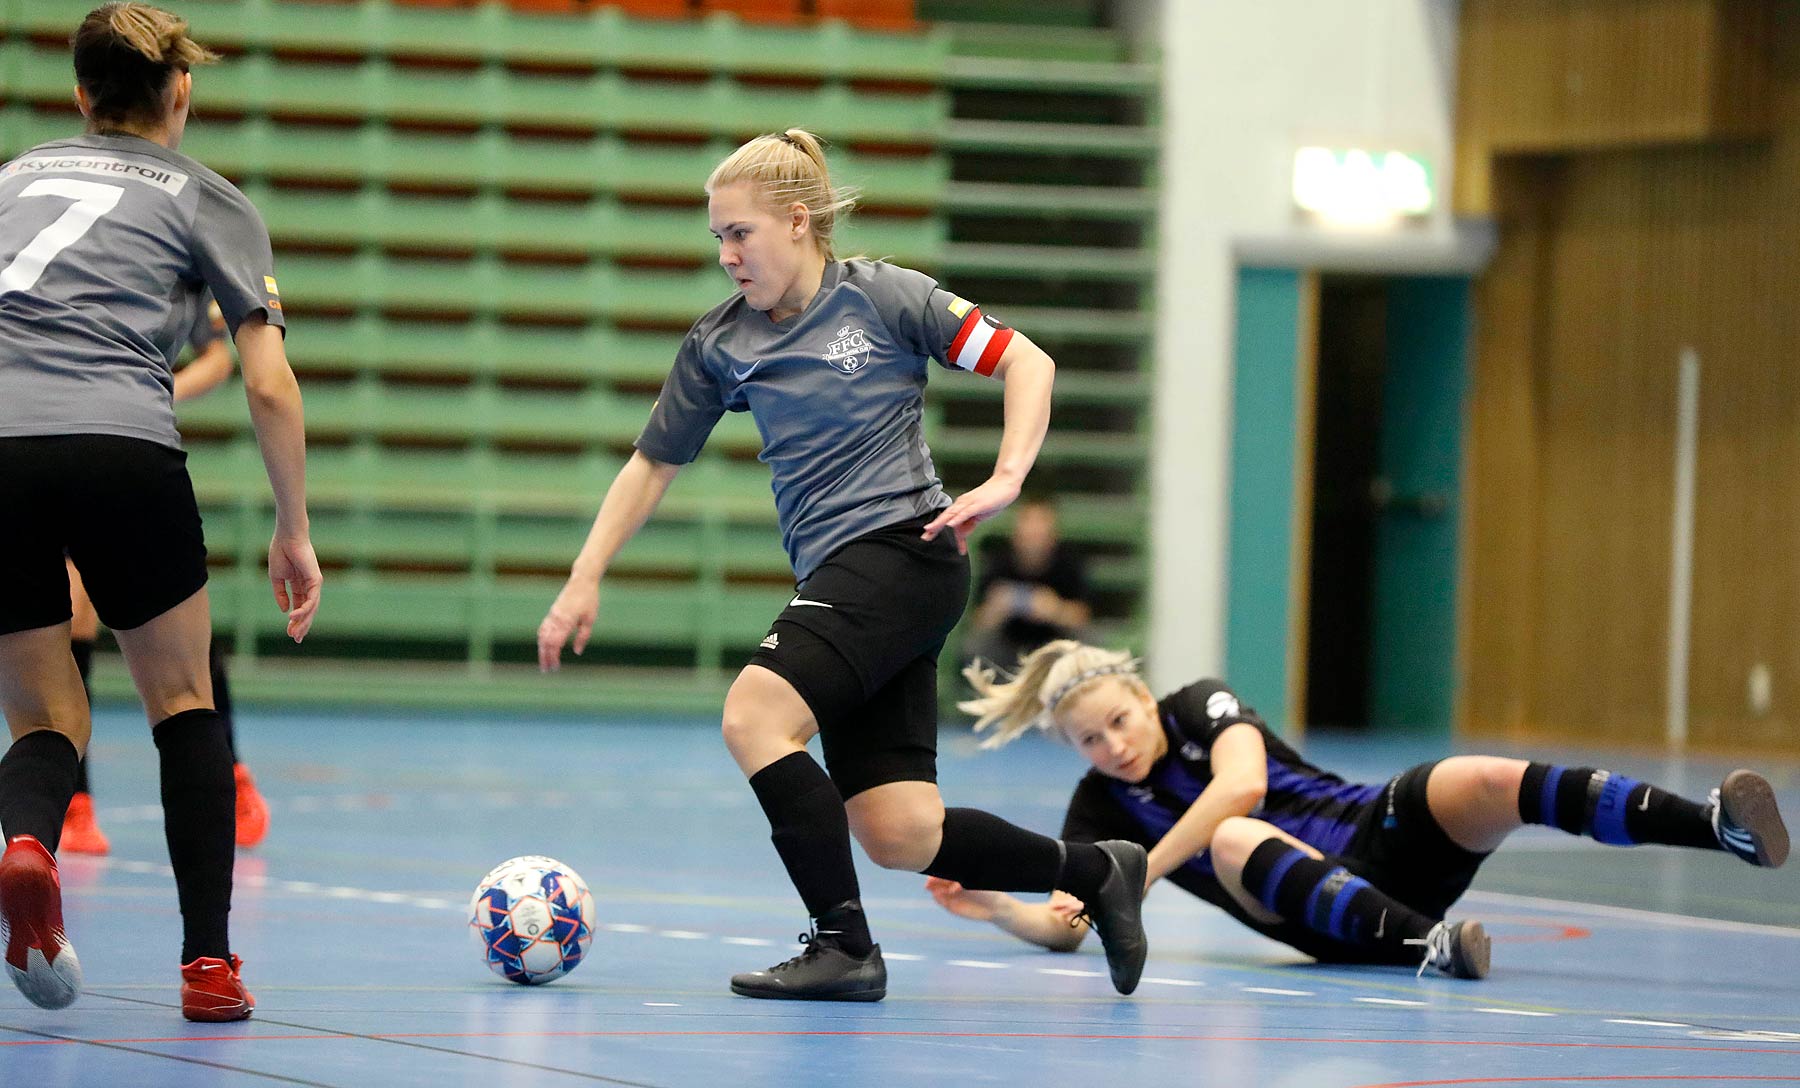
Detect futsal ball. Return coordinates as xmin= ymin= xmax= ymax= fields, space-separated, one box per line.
xmin=469 ymin=855 xmax=596 ymax=985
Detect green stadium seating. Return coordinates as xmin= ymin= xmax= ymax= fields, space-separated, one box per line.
xmin=0 ymin=0 xmax=1156 ymax=709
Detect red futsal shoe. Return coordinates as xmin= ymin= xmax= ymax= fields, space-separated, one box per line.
xmin=59 ymin=792 xmax=111 ymax=856
xmin=181 ymin=954 xmax=256 ymax=1022
xmin=0 ymin=835 xmax=82 ymax=1008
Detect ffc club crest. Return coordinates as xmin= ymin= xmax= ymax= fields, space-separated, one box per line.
xmin=824 ymin=325 xmax=872 ymax=374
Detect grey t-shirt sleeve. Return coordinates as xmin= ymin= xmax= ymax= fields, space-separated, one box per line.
xmin=191 ymin=176 xmax=285 ymax=338
xmin=856 ymin=259 xmax=1015 ymax=378
xmin=634 ymin=328 xmax=726 ymax=464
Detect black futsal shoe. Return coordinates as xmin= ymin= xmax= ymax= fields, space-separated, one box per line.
xmin=1080 ymin=840 xmax=1150 ymax=996
xmin=1408 ymin=919 xmax=1491 ymax=980
xmin=729 ymin=930 xmax=887 ymax=1002
xmin=1711 ymin=770 xmax=1790 ymax=868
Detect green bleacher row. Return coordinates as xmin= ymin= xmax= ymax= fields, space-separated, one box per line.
xmin=6 ymin=0 xmax=948 ymax=79
xmin=261 ymin=314 xmax=1150 ymax=405
xmin=2 ymin=41 xmax=944 ymax=140
xmin=0 ymin=110 xmax=948 ymax=206
xmin=182 ymin=439 xmax=1148 ymax=571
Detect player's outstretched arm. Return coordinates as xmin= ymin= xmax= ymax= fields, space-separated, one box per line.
xmin=538 ymin=451 xmax=683 ymax=671
xmin=923 ymin=332 xmax=1055 ymax=553
xmin=237 ymin=315 xmax=320 ymax=642
xmin=926 ymin=877 xmax=1089 ymax=952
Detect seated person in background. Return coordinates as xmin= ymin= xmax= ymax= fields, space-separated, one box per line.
xmin=962 ymin=496 xmax=1091 ymax=671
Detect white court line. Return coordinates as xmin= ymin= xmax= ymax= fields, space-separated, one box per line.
xmin=1243 ymin=987 xmax=1313 ymax=996
xmin=642 ymin=1002 xmax=682 ymax=1007
xmin=721 ymin=937 xmax=773 ymax=947
xmin=1607 ymin=1018 xmax=1691 ymax=1027
xmin=606 ymin=923 xmax=650 ymax=933
xmin=1474 ymin=1007 xmax=1556 ymax=1017
xmin=1142 ymin=977 xmax=1206 ymax=988
xmin=1037 ymin=968 xmax=1105 ymax=978
xmin=659 ymin=930 xmax=707 ymax=940
xmin=1355 ymin=997 xmax=1427 ymax=1007
xmin=1462 ymin=889 xmax=1800 ymax=939
xmin=947 ymin=960 xmax=1008 ymax=970
xmin=882 ymin=952 xmax=925 ymax=962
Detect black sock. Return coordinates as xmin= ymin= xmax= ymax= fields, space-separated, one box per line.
xmin=1518 ymin=763 xmax=1718 ymax=850
xmin=1055 ymin=841 xmax=1112 ymax=902
xmin=922 ymin=807 xmax=1067 ymax=894
xmin=747 ymin=752 xmax=871 ymax=953
xmin=208 ymin=640 xmax=240 ymax=762
xmin=154 ymin=708 xmax=236 ymax=962
xmin=0 ymin=731 xmax=82 ymax=853
xmin=71 ymin=638 xmax=95 ymax=705
xmin=1242 ymin=839 xmax=1433 ymax=960
xmin=70 ymin=640 xmax=95 ymax=796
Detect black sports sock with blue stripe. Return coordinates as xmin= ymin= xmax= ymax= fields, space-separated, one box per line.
xmin=1517 ymin=764 xmax=1717 ymax=850
xmin=1241 ymin=839 xmax=1432 ymax=958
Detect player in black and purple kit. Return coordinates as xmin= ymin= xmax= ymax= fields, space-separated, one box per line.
xmin=538 ymin=129 xmax=1149 ymax=1002
xmin=0 ymin=3 xmax=319 ymax=1020
xmin=931 ymin=640 xmax=1789 ymax=979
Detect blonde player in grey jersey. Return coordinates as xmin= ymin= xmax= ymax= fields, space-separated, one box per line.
xmin=0 ymin=3 xmax=319 ymax=1021
xmin=538 ymin=129 xmax=1150 ymax=1001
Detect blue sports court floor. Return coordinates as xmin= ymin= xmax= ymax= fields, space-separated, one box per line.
xmin=4 ymin=702 xmax=1798 ymax=1086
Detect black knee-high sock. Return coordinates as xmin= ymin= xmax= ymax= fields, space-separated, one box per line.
xmin=1241 ymin=839 xmax=1434 ymax=961
xmin=70 ymin=639 xmax=95 ymax=796
xmin=1517 ymin=763 xmax=1718 ymax=850
xmin=922 ymin=808 xmax=1110 ymax=902
xmin=208 ymin=640 xmax=240 ymax=763
xmin=154 ymin=708 xmax=236 ymax=962
xmin=0 ymin=731 xmax=82 ymax=853
xmin=747 ymin=752 xmax=871 ymax=953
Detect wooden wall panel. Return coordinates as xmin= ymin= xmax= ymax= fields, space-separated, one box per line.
xmin=1460 ymin=5 xmax=1800 ymax=751
xmin=1455 ymin=0 xmax=1770 ymax=215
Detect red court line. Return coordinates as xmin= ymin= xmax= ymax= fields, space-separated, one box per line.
xmin=1358 ymin=1078 xmax=1800 ymax=1087
xmin=2 ymin=1031 xmax=1796 ymax=1055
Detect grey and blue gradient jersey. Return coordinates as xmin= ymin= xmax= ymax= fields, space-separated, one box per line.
xmin=634 ymin=258 xmax=1013 ymax=582
xmin=1060 ymin=680 xmax=1383 ymax=941
xmin=0 ymin=134 xmax=283 ymax=450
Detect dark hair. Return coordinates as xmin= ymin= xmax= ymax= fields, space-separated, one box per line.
xmin=72 ymin=3 xmax=218 ymax=127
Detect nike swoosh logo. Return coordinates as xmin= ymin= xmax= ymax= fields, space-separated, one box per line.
xmin=1639 ymin=789 xmax=1652 ymax=812
xmin=731 ymin=359 xmax=763 ymax=382
xmin=1375 ymin=909 xmax=1386 ymax=940
xmin=788 ymin=596 xmax=833 ymax=609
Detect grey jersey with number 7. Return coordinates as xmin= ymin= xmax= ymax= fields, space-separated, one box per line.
xmin=0 ymin=133 xmax=284 ymax=449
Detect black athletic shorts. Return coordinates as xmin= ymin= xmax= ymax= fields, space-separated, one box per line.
xmin=1339 ymin=760 xmax=1490 ymax=921
xmin=0 ymin=434 xmax=209 ymax=636
xmin=748 ymin=512 xmax=970 ymax=800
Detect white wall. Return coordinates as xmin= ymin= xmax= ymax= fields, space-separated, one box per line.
xmin=1144 ymin=0 xmax=1491 ymax=691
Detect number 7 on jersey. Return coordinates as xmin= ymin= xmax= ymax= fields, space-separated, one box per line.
xmin=0 ymin=178 xmax=125 ymax=297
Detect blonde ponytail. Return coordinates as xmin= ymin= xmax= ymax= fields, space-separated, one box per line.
xmin=706 ymin=128 xmax=859 ymax=260
xmin=959 ymin=640 xmax=1140 ymax=749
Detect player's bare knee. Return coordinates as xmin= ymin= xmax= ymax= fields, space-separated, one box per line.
xmin=1210 ymin=816 xmax=1264 ymax=870
xmin=851 ymin=806 xmax=941 ymax=871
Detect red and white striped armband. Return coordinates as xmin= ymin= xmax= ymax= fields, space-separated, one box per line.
xmin=947 ymin=305 xmax=1015 ymax=378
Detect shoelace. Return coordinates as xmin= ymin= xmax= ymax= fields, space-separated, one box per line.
xmin=767 ymin=930 xmax=831 ymax=973
xmin=1403 ymin=924 xmax=1450 ymax=978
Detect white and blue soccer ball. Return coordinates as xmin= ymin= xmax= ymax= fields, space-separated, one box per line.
xmin=469 ymin=855 xmax=596 ymax=985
